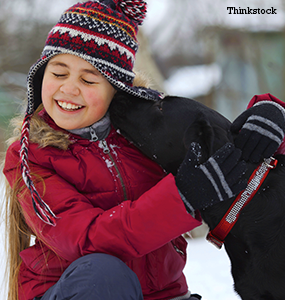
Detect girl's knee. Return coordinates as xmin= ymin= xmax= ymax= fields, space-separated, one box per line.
xmin=64 ymin=253 xmax=134 ymax=281
xmin=52 ymin=253 xmax=143 ymax=300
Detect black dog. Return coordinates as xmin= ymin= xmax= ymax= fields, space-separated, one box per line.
xmin=109 ymin=91 xmax=285 ymax=300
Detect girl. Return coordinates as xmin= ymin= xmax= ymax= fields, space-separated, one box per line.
xmin=3 ymin=1 xmax=285 ymax=300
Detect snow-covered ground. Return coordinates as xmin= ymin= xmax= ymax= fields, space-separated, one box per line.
xmin=185 ymin=237 xmax=240 ymax=300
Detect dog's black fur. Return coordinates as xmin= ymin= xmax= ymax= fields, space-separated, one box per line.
xmin=109 ymin=91 xmax=285 ymax=300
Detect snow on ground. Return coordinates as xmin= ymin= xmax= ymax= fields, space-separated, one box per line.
xmin=185 ymin=237 xmax=240 ymax=300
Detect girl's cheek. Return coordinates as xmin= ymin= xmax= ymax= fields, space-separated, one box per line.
xmin=42 ymin=80 xmax=57 ymax=98
xmin=85 ymin=90 xmax=97 ymax=104
xmin=42 ymin=85 xmax=54 ymax=109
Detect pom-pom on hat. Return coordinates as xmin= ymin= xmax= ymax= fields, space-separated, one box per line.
xmin=20 ymin=0 xmax=162 ymax=226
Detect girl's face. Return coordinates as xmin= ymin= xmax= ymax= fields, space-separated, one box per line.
xmin=42 ymin=54 xmax=116 ymax=130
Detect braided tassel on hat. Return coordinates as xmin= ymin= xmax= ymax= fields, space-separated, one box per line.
xmin=20 ymin=113 xmax=57 ymax=226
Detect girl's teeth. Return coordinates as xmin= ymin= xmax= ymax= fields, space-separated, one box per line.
xmin=57 ymin=101 xmax=82 ymax=111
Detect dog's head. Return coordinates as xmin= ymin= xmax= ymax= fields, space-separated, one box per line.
xmin=109 ymin=91 xmax=233 ymax=174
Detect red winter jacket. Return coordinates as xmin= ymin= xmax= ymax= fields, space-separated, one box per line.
xmin=4 ymin=111 xmax=202 ymax=300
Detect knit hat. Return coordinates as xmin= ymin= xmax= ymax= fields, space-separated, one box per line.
xmin=20 ymin=0 xmax=162 ymax=226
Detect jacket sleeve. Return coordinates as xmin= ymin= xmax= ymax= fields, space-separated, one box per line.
xmin=247 ymin=93 xmax=285 ymax=155
xmin=4 ymin=142 xmax=202 ymax=263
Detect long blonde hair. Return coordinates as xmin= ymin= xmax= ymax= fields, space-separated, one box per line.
xmin=4 ymin=110 xmax=33 ymax=300
xmin=5 ymin=176 xmax=32 ymax=300
xmin=4 ymin=105 xmax=71 ymax=300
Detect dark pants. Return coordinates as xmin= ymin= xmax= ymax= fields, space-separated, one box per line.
xmin=39 ymin=253 xmax=143 ymax=300
xmin=37 ymin=253 xmax=201 ymax=300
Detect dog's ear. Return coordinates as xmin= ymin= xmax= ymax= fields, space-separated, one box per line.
xmin=183 ymin=113 xmax=215 ymax=162
xmin=184 ymin=112 xmax=233 ymax=163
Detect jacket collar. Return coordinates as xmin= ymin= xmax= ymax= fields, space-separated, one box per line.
xmin=38 ymin=109 xmax=111 ymax=141
xmin=68 ymin=113 xmax=111 ymax=141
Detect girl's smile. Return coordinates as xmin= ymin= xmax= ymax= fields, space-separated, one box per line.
xmin=41 ymin=54 xmax=116 ymax=130
xmin=56 ymin=100 xmax=83 ymax=111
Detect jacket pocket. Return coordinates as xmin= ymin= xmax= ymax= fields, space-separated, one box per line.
xmin=172 ymin=235 xmax=187 ymax=257
xmin=145 ymin=236 xmax=187 ymax=291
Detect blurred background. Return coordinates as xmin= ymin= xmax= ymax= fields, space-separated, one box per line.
xmin=0 ymin=1 xmax=285 ymax=298
xmin=1 ymin=0 xmax=285 ymax=152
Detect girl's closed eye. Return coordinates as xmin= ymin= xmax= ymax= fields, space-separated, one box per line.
xmin=53 ymin=73 xmax=67 ymax=78
xmin=82 ymin=78 xmax=96 ymax=85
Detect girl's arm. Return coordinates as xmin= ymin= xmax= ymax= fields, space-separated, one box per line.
xmin=4 ymin=142 xmax=201 ymax=263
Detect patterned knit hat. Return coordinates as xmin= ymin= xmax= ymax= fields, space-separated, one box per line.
xmin=20 ymin=0 xmax=162 ymax=226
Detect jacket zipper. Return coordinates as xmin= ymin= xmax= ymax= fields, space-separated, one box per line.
xmin=173 ymin=245 xmax=185 ymax=256
xmin=101 ymin=140 xmax=128 ymax=201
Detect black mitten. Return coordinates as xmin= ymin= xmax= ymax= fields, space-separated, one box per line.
xmin=175 ymin=143 xmax=247 ymax=214
xmin=231 ymin=101 xmax=285 ymax=163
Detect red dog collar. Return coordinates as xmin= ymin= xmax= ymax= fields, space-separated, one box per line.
xmin=207 ymin=157 xmax=278 ymax=249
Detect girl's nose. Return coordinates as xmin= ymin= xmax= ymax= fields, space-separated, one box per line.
xmin=60 ymin=80 xmax=80 ymax=96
